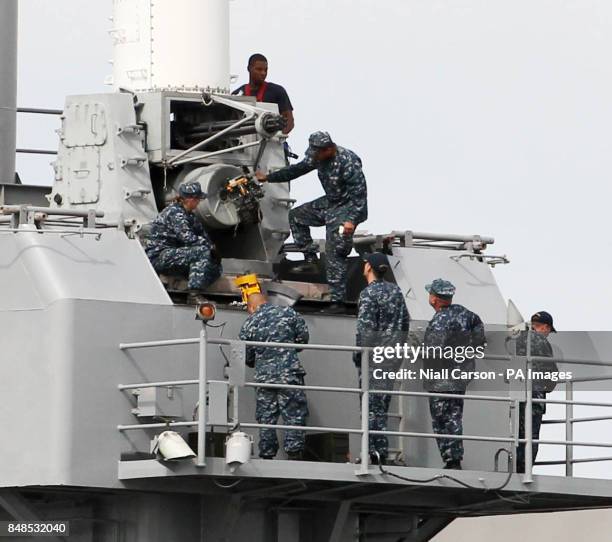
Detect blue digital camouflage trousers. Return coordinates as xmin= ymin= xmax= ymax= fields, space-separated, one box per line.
xmin=152 ymin=246 xmax=222 ymax=290
xmin=516 ymin=391 xmax=546 ymax=472
xmin=289 ymin=196 xmax=355 ymax=303
xmin=429 ymin=391 xmax=465 ymax=463
xmin=359 ymin=358 xmax=402 ymax=459
xmin=255 ymin=374 xmax=309 ymax=457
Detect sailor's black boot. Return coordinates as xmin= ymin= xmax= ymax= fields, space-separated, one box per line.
xmin=293 ymin=253 xmax=319 ymax=273
xmin=187 ymin=290 xmax=208 ymax=305
xmin=321 ymin=302 xmax=346 ymax=315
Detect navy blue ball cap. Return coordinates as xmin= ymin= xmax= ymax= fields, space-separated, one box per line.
xmin=531 ymin=311 xmax=556 ymax=332
xmin=425 ymin=278 xmax=456 ymax=299
xmin=364 ymin=252 xmax=389 ymax=274
xmin=308 ymin=131 xmax=334 ymax=150
xmin=179 ymin=181 xmax=206 ymax=199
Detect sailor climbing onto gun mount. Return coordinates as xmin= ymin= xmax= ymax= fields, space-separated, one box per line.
xmin=255 ymin=131 xmax=368 ymax=314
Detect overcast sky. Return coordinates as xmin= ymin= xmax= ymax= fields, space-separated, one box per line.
xmin=16 ymin=0 xmax=612 ymax=332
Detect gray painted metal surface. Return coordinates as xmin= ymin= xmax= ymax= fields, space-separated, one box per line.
xmin=1 ymin=228 xmax=612 ymax=541
xmin=0 ymin=0 xmax=17 ymax=184
xmin=3 ymin=88 xmax=612 ymax=539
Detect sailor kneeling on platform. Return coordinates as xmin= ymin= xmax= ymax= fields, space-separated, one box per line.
xmin=144 ymin=181 xmax=222 ymax=301
xmin=238 ymin=292 xmax=310 ymax=460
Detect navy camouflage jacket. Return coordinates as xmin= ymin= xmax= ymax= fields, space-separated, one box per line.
xmin=353 ymin=280 xmax=410 ymax=367
xmin=266 ymin=146 xmax=368 ymax=224
xmin=423 ymin=304 xmax=486 ymax=392
xmin=145 ymin=202 xmax=214 ymax=260
xmin=516 ymin=329 xmax=557 ymax=393
xmin=238 ymin=303 xmax=309 ymax=382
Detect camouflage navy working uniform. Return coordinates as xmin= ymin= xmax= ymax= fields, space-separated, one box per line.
xmin=266 ymin=131 xmax=368 ymax=303
xmin=145 ymin=182 xmax=222 ymax=289
xmin=353 ymin=278 xmax=410 ymax=459
xmin=423 ymin=279 xmax=485 ymax=465
xmin=239 ymin=303 xmax=310 ymax=457
xmin=515 ymin=328 xmax=556 ymax=472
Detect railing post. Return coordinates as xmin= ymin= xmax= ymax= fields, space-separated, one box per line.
xmin=196 ymin=324 xmax=208 ymax=467
xmin=512 ymin=399 xmax=519 ymax=472
xmin=357 ymin=348 xmax=370 ymax=475
xmin=233 ymin=384 xmax=239 ymax=426
xmin=523 ymin=328 xmax=534 ymax=483
xmin=565 ymin=381 xmax=574 ymax=477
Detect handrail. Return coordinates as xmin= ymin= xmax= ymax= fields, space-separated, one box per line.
xmin=118 ymin=328 xmax=612 ymax=481
xmin=17 ymin=107 xmax=63 ymax=115
xmin=120 ymin=337 xmax=612 ymax=368
xmin=537 ymin=456 xmax=612 ymax=466
xmin=120 ymin=336 xmax=363 ymax=352
xmin=16 ymin=148 xmax=57 ymax=155
xmin=0 ymin=205 xmax=104 ymax=218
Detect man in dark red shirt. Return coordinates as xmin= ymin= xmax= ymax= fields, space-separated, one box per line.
xmin=232 ymin=53 xmax=294 ymax=134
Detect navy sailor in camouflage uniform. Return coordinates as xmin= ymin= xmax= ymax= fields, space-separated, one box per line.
xmin=256 ymin=131 xmax=368 ymax=313
xmin=238 ymin=292 xmax=310 ymax=459
xmin=353 ymin=253 xmax=410 ymax=464
xmin=144 ymin=182 xmax=222 ymax=299
xmin=515 ymin=311 xmax=558 ymax=473
xmin=423 ymin=279 xmax=485 ymax=470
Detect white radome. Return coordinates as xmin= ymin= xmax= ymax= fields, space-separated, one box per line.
xmin=109 ymin=0 xmax=230 ymax=92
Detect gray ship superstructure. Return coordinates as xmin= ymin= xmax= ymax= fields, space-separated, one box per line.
xmin=1 ymin=1 xmax=612 ymax=540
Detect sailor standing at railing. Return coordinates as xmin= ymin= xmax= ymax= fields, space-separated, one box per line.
xmin=515 ymin=311 xmax=558 ymax=473
xmin=423 ymin=279 xmax=486 ymax=470
xmin=238 ymin=292 xmax=310 ymax=460
xmin=353 ymin=253 xmax=410 ymax=465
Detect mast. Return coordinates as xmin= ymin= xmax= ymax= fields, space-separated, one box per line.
xmin=0 ymin=0 xmax=18 ymax=184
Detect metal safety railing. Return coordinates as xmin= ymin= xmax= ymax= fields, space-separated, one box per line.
xmin=117 ymin=327 xmax=612 ymax=484
xmin=0 ymin=204 xmax=140 ymax=233
xmin=15 ymin=107 xmax=62 ymax=156
xmin=536 ymin=374 xmax=612 ymax=476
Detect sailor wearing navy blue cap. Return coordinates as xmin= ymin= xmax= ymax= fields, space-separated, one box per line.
xmin=423 ymin=279 xmax=485 ymax=470
xmin=354 ymin=253 xmax=409 ymax=464
xmin=515 ymin=310 xmax=558 ymax=472
xmin=145 ymin=181 xmax=222 ymax=299
xmin=255 ymin=131 xmax=368 ymax=313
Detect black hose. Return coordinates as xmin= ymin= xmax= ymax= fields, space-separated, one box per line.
xmin=376 ymin=449 xmax=514 ymax=492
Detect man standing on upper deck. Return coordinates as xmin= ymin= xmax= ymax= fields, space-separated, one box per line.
xmin=232 ymin=53 xmax=294 ymax=134
xmin=256 ymin=131 xmax=368 ymax=314
xmin=423 ymin=279 xmax=485 ymax=470
xmin=238 ymin=292 xmax=310 ymax=460
xmin=515 ymin=311 xmax=558 ymax=473
xmin=353 ymin=253 xmax=410 ymax=464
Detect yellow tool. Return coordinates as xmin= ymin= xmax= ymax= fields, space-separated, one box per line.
xmin=226 ymin=176 xmax=249 ymax=196
xmin=234 ymin=273 xmax=261 ymax=303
